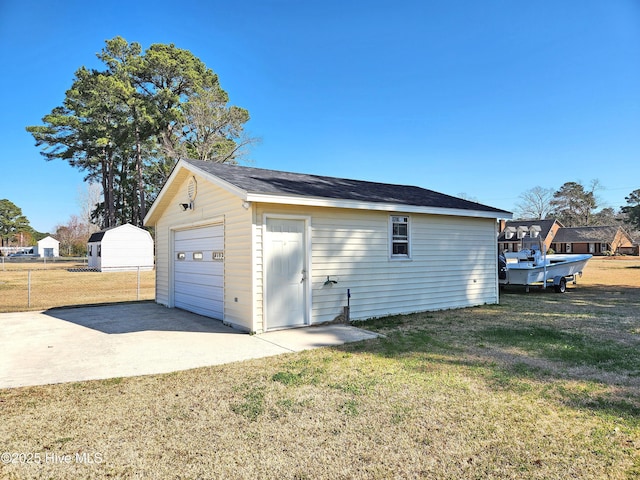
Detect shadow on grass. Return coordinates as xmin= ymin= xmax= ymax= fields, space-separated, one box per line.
xmin=347 ymin=284 xmax=640 ymax=422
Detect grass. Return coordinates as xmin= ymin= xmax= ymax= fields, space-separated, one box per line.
xmin=0 ymin=257 xmax=639 ymax=478
xmin=0 ymin=260 xmax=155 ymax=312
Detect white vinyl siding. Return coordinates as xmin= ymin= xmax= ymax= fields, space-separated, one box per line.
xmin=255 ymin=205 xmax=499 ymax=327
xmin=153 ymin=170 xmax=254 ymax=331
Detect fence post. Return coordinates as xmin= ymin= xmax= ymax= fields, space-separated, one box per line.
xmin=137 ymin=266 xmax=140 ymax=301
xmin=28 ymin=270 xmax=31 ymax=308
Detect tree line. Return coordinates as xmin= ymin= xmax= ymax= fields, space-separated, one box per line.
xmin=514 ymin=181 xmax=640 ymax=232
xmin=3 ymin=181 xmax=639 ymax=256
xmin=26 ymin=37 xmax=256 ymax=230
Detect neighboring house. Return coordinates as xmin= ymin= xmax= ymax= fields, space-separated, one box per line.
xmin=550 ymin=226 xmax=636 ymax=255
xmin=87 ymin=224 xmax=154 ymax=272
xmin=34 ymin=236 xmax=59 ymax=257
xmin=144 ymin=158 xmax=511 ymax=334
xmin=498 ymin=221 xmax=637 ymax=256
xmin=498 ymin=219 xmax=563 ymax=253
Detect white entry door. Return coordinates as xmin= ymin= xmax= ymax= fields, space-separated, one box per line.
xmin=265 ymin=218 xmax=307 ymax=330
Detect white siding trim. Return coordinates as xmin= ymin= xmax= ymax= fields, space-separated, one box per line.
xmin=246 ymin=193 xmax=509 ymax=219
xmin=389 ymin=214 xmax=412 ymax=260
xmin=170 ymin=216 xmax=225 ymax=232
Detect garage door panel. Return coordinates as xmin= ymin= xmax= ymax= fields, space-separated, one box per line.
xmin=173 ymin=224 xmax=224 ymax=320
xmin=175 ymin=228 xmax=223 ymax=247
xmin=175 ymin=285 xmax=223 ymax=303
xmin=175 ymin=238 xmax=223 ymax=251
xmin=175 ymin=262 xmax=223 ymax=276
xmin=175 ymin=225 xmax=221 ymax=239
xmin=174 ymin=272 xmax=223 ymax=287
xmin=174 ymin=296 xmax=223 ymax=318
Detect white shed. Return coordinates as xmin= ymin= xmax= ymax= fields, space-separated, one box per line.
xmin=144 ymin=159 xmax=512 ymax=333
xmin=34 ymin=236 xmax=59 ymax=258
xmin=87 ymin=224 xmax=154 ymax=272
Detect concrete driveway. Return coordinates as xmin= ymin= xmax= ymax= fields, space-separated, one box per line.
xmin=0 ymin=303 xmax=379 ymax=389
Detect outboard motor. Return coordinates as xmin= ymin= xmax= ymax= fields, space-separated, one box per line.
xmin=498 ymin=252 xmax=507 ymax=280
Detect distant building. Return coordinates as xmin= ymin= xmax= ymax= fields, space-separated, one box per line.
xmin=550 ymin=226 xmax=636 ymax=255
xmin=498 ymin=220 xmax=637 ymax=256
xmin=87 ymin=224 xmax=154 ymax=272
xmin=498 ymin=219 xmax=562 ymax=253
xmin=34 ymin=236 xmax=60 ymax=257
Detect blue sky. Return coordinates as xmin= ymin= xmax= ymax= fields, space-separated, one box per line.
xmin=1 ymin=0 xmax=639 ymax=233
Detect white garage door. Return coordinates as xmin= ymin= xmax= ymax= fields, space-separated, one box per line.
xmin=174 ymin=224 xmax=224 ymax=319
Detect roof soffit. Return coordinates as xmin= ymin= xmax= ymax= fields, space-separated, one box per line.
xmin=245 ymin=192 xmax=511 ymax=219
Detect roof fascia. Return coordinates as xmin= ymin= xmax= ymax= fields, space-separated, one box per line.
xmin=245 ymin=193 xmax=512 ymax=219
xmin=144 ymin=159 xmax=186 ymax=225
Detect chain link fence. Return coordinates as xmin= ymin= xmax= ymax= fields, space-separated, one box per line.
xmin=0 ymin=258 xmax=155 ymax=312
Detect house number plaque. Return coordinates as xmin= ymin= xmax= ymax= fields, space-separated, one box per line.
xmin=212 ymin=251 xmax=224 ymax=261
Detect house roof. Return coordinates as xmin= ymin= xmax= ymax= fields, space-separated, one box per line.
xmin=498 ymin=219 xmax=559 ymax=242
xmin=145 ymin=159 xmax=512 ymax=224
xmin=37 ymin=235 xmax=59 ymax=244
xmin=552 ymin=226 xmax=624 ymax=243
xmin=88 ymin=224 xmax=149 ymax=243
xmin=88 ymin=231 xmax=106 ymax=243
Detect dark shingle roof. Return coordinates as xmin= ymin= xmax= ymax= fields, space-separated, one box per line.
xmin=88 ymin=231 xmax=106 ymax=243
xmin=498 ymin=219 xmax=558 ymax=242
xmin=183 ymin=159 xmax=510 ymax=214
xmin=552 ymin=226 xmax=620 ymax=243
xmin=87 ymin=225 xmax=130 ymax=243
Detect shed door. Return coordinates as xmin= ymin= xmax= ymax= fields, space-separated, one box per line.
xmin=265 ymin=218 xmax=307 ymax=330
xmin=174 ymin=224 xmax=224 ymax=319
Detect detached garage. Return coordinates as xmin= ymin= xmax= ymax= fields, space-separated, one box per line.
xmin=144 ymin=159 xmax=511 ymax=333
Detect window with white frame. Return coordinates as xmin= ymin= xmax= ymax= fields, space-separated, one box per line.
xmin=390 ymin=215 xmax=410 ymax=258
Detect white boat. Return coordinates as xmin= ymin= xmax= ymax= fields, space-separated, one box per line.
xmin=499 ymin=237 xmax=592 ymax=292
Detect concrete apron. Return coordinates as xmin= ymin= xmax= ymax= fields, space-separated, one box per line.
xmin=0 ymin=303 xmax=379 ymax=389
